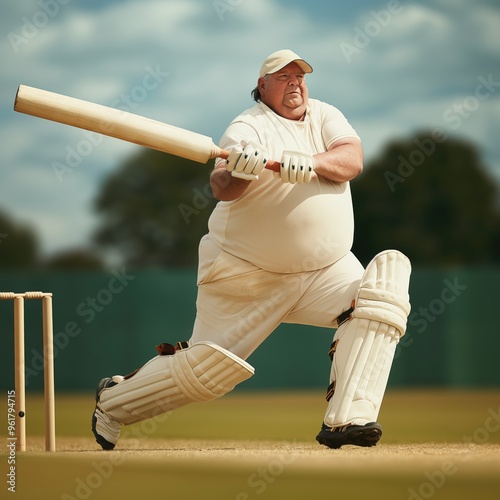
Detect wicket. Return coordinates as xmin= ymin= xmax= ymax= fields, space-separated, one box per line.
xmin=0 ymin=291 xmax=56 ymax=452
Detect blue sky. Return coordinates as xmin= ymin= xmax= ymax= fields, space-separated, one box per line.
xmin=1 ymin=0 xmax=499 ymax=257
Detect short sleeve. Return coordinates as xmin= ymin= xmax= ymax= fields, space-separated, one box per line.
xmin=316 ymin=100 xmax=360 ymax=149
xmin=215 ymin=115 xmax=262 ymax=168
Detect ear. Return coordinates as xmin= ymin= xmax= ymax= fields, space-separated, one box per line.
xmin=257 ymin=77 xmax=266 ymax=95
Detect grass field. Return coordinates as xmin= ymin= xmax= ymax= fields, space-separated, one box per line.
xmin=1 ymin=389 xmax=499 ymax=500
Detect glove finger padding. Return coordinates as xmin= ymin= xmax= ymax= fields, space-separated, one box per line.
xmin=226 ymin=141 xmax=268 ymax=181
xmin=300 ymin=155 xmax=315 ymax=184
xmin=280 ymin=150 xmax=315 ymax=184
xmin=225 ymin=147 xmax=243 ymax=173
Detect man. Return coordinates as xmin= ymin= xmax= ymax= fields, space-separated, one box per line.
xmin=92 ymin=49 xmax=411 ymax=450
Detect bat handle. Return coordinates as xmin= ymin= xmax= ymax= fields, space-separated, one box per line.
xmin=212 ymin=146 xmax=280 ymax=173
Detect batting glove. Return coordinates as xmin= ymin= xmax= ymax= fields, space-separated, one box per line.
xmin=280 ymin=150 xmax=315 ymax=184
xmin=225 ymin=141 xmax=268 ymax=181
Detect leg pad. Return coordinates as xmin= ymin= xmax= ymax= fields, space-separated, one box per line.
xmin=324 ymin=250 xmax=411 ymax=428
xmin=100 ymin=341 xmax=254 ymax=425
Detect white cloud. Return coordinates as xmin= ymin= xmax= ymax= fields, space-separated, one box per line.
xmin=1 ymin=0 xmax=498 ymax=257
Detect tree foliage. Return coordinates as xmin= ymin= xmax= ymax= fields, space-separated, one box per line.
xmin=351 ymin=132 xmax=500 ymax=266
xmin=0 ymin=211 xmax=38 ymax=268
xmin=93 ymin=150 xmax=217 ymax=268
xmin=43 ymin=249 xmax=104 ymax=270
xmin=92 ymin=133 xmax=500 ymax=268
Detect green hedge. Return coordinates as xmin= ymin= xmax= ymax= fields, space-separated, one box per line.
xmin=0 ymin=267 xmax=497 ymax=391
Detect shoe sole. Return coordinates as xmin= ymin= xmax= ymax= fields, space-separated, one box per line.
xmin=316 ymin=424 xmax=382 ymax=449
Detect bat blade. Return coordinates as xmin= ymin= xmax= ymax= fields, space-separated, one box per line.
xmin=14 ymin=85 xmax=221 ymax=163
xmin=13 ymin=85 xmax=280 ymax=171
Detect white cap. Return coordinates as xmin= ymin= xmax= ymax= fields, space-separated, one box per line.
xmin=259 ymin=49 xmax=313 ymax=78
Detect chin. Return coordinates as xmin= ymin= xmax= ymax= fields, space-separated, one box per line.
xmin=286 ymin=104 xmax=306 ymax=118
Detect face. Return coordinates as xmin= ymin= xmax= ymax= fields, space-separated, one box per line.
xmin=258 ymin=62 xmax=309 ymax=120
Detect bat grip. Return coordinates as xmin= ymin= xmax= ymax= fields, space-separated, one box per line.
xmin=214 ymin=147 xmax=280 ymax=173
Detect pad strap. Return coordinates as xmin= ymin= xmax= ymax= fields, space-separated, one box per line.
xmin=326 ymin=381 xmax=335 ymax=402
xmin=155 ymin=340 xmax=190 ymax=356
xmin=335 ymin=307 xmax=354 ymax=328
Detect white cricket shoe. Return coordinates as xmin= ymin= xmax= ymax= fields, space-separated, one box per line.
xmin=92 ymin=377 xmax=122 ymax=450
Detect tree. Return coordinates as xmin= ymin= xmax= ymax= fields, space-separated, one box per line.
xmin=93 ymin=133 xmax=499 ymax=269
xmin=351 ymin=132 xmax=500 ymax=266
xmin=93 ymin=149 xmax=217 ymax=268
xmin=43 ymin=249 xmax=104 ymax=270
xmin=0 ymin=211 xmax=39 ymax=268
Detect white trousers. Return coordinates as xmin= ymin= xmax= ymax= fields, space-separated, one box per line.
xmin=190 ymin=234 xmax=364 ymax=360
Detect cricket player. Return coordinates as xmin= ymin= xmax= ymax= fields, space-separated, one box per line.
xmin=92 ymin=49 xmax=411 ymax=450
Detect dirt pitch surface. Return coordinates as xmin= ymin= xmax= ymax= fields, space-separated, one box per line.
xmin=4 ymin=391 xmax=500 ymax=499
xmin=45 ymin=436 xmax=500 ymax=469
xmin=15 ymin=437 xmax=500 ymax=500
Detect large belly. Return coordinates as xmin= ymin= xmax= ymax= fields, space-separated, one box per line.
xmin=216 ymin=180 xmax=354 ymax=273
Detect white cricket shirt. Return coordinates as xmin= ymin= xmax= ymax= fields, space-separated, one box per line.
xmin=208 ymin=99 xmax=360 ymax=273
